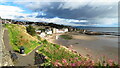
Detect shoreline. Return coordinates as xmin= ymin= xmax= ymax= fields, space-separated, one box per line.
xmin=45 ymin=32 xmax=118 ymax=63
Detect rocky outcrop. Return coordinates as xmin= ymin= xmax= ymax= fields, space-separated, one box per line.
xmin=84 ymin=31 xmax=114 ymax=35
xmin=85 ymin=32 xmax=104 ymax=35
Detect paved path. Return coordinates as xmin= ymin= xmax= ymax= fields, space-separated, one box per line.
xmin=3 ymin=30 xmax=42 ymax=66
xmin=3 ymin=30 xmax=12 ymax=51
xmin=15 ymin=45 xmax=42 ymax=66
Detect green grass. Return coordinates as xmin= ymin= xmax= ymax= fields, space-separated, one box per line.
xmin=5 ymin=24 xmax=40 ymax=54
xmin=60 ymin=34 xmax=72 ymax=40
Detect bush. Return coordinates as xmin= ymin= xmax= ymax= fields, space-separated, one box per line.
xmin=37 ymin=36 xmax=41 ymax=40
xmin=38 ymin=28 xmax=45 ymax=32
xmin=26 ymin=25 xmax=36 ymax=36
xmin=42 ymin=39 xmax=48 ymax=44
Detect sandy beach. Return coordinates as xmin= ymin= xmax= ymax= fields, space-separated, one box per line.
xmin=45 ymin=32 xmax=118 ymax=63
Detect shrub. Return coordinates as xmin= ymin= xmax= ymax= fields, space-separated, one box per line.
xmin=42 ymin=39 xmax=48 ymax=44
xmin=37 ymin=36 xmax=41 ymax=40
xmin=38 ymin=28 xmax=45 ymax=32
xmin=26 ymin=25 xmax=36 ymax=36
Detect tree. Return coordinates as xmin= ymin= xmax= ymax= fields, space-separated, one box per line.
xmin=26 ymin=25 xmax=36 ymax=36
xmin=0 ymin=16 xmax=2 ymax=19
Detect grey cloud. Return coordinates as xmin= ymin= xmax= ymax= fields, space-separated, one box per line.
xmin=14 ymin=1 xmax=118 ymax=19
xmin=14 ymin=1 xmax=118 ymax=26
xmin=34 ymin=2 xmax=117 ymax=19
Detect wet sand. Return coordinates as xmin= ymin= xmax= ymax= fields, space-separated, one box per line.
xmin=46 ymin=32 xmax=118 ymax=63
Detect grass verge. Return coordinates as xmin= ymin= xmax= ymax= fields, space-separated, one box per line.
xmin=60 ymin=34 xmax=72 ymax=40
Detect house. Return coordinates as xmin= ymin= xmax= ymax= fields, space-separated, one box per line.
xmin=56 ymin=29 xmax=65 ymax=33
xmin=53 ymin=28 xmax=68 ymax=33
xmin=39 ymin=32 xmax=46 ymax=38
xmin=37 ymin=28 xmax=52 ymax=38
xmin=53 ymin=28 xmax=57 ymax=33
xmin=64 ymin=28 xmax=69 ymax=32
xmin=46 ymin=30 xmax=52 ymax=35
xmin=37 ymin=28 xmax=68 ymax=38
xmin=45 ymin=29 xmax=53 ymax=35
xmin=2 ymin=19 xmax=11 ymax=24
xmin=35 ymin=30 xmax=41 ymax=34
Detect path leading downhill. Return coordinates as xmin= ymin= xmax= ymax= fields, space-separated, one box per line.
xmin=3 ymin=30 xmax=12 ymax=51
xmin=3 ymin=29 xmax=42 ymax=66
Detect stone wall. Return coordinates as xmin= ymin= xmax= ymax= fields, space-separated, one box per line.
xmin=0 ymin=22 xmax=14 ymax=66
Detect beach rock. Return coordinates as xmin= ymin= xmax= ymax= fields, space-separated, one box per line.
xmin=103 ymin=32 xmax=114 ymax=35
xmin=85 ymin=32 xmax=104 ymax=35
xmin=114 ymin=34 xmax=120 ymax=36
xmin=104 ymin=33 xmax=111 ymax=35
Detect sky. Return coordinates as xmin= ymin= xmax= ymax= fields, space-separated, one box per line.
xmin=0 ymin=0 xmax=119 ymax=27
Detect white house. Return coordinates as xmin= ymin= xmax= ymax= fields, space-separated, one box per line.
xmin=46 ymin=30 xmax=52 ymax=35
xmin=53 ymin=28 xmax=57 ymax=33
xmin=64 ymin=28 xmax=69 ymax=32
xmin=56 ymin=29 xmax=65 ymax=33
xmin=45 ymin=29 xmax=53 ymax=35
xmin=39 ymin=32 xmax=46 ymax=38
xmin=53 ymin=28 xmax=68 ymax=33
xmin=2 ymin=19 xmax=11 ymax=24
xmin=35 ymin=30 xmax=41 ymax=33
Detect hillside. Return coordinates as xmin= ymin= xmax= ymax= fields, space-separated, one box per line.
xmin=5 ymin=24 xmax=40 ymax=54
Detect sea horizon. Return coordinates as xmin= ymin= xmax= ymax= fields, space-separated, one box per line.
xmin=74 ymin=26 xmax=119 ymax=32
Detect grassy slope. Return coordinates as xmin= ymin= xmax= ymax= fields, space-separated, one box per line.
xmin=5 ymin=24 xmax=40 ymax=54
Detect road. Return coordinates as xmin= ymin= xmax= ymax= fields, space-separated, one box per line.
xmin=3 ymin=29 xmax=43 ymax=66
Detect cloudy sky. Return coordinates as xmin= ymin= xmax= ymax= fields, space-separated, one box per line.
xmin=0 ymin=0 xmax=119 ymax=27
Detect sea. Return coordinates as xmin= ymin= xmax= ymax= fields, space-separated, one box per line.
xmin=74 ymin=27 xmax=120 ymax=36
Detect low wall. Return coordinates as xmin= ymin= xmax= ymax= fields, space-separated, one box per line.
xmin=0 ymin=23 xmax=14 ymax=66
